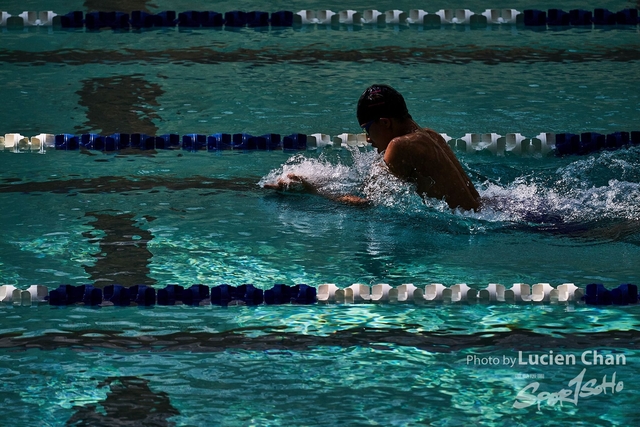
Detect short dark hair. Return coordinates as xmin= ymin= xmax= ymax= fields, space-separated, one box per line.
xmin=356 ymin=84 xmax=410 ymax=126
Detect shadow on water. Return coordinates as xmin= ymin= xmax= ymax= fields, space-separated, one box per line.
xmin=83 ymin=212 xmax=156 ymax=288
xmin=75 ymin=75 xmax=163 ymax=136
xmin=66 ymin=376 xmax=179 ymax=427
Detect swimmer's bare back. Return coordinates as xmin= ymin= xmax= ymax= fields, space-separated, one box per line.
xmin=384 ymin=128 xmax=480 ymax=211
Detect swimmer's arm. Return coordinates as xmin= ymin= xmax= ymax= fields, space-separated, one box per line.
xmin=263 ymin=174 xmax=369 ymax=206
xmin=332 ymin=194 xmax=370 ymax=205
xmin=262 ymin=174 xmax=317 ymax=193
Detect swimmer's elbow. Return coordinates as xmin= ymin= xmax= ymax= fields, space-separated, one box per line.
xmin=334 ymin=195 xmax=370 ymax=206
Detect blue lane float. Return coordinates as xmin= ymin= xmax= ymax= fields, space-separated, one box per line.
xmin=593 ymin=8 xmax=617 ymax=25
xmin=554 ymin=131 xmax=640 ymax=156
xmin=58 ymin=11 xmax=84 ymax=28
xmin=182 ymin=134 xmax=207 ymax=151
xmin=547 ymin=9 xmax=570 ymax=26
xmin=211 ymin=284 xmax=264 ymax=306
xmin=130 ymin=11 xmax=177 ymax=28
xmin=3 ymin=130 xmax=640 ymax=156
xmin=130 ymin=285 xmax=156 ymax=306
xmin=271 ymin=11 xmax=294 ymax=27
xmin=178 ymin=11 xmax=224 ymax=28
xmin=570 ymin=10 xmax=593 ymax=25
xmin=104 ymin=284 xmax=131 ymax=306
xmin=1 ymin=283 xmax=639 ymax=307
xmin=207 ymin=133 xmax=232 ymax=150
xmin=265 ymin=284 xmax=317 ymax=304
xmin=584 ymin=283 xmax=638 ymax=305
xmin=85 ymin=11 xmax=130 ymax=30
xmin=525 ymin=8 xmax=639 ymax=26
xmin=182 ymin=284 xmax=210 ymax=306
xmin=156 ymin=284 xmax=183 ymax=305
xmin=283 ymin=134 xmax=308 ymax=151
xmin=47 ymin=284 xmax=100 ymax=305
xmin=54 ymin=134 xmax=80 ymax=150
xmin=222 ymin=11 xmax=245 ymax=27
xmin=1 ymin=8 xmax=638 ymax=30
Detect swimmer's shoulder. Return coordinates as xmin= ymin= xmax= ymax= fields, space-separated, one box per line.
xmin=385 ymin=132 xmax=437 ymax=177
xmin=387 ymin=128 xmax=442 ymax=157
xmin=415 ymin=127 xmax=449 ymax=146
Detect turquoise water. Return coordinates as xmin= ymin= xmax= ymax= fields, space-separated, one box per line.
xmin=1 ymin=0 xmax=640 ymax=425
xmin=1 ymin=304 xmax=640 ymax=426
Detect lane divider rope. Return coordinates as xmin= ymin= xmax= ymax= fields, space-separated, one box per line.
xmin=0 ymin=283 xmax=637 ymax=306
xmin=0 ymin=9 xmax=638 ymax=30
xmin=2 ymin=131 xmax=639 ymax=156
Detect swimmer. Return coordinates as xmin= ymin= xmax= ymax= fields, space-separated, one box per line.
xmin=266 ymin=84 xmax=481 ymax=211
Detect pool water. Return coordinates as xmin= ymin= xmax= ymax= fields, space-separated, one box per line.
xmin=1 ymin=0 xmax=640 ymax=425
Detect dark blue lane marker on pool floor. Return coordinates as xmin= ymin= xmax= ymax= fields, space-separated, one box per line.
xmin=2 ymin=327 xmax=639 ymax=353
xmin=75 ymin=75 xmax=164 ymax=136
xmin=0 ymin=176 xmax=260 ymax=194
xmin=2 ymin=46 xmax=640 ymax=67
xmin=66 ymin=376 xmax=180 ymax=427
xmin=82 ymin=212 xmax=156 ymax=288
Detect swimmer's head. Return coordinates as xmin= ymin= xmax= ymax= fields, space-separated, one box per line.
xmin=357 ymin=84 xmax=410 ymax=127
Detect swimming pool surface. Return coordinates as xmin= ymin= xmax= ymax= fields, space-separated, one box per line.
xmin=1 ymin=0 xmax=639 ymax=425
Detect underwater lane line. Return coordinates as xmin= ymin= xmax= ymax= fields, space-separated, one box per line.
xmin=0 ymin=175 xmax=261 ymax=194
xmin=1 ymin=327 xmax=639 ymax=353
xmin=1 ymin=45 xmax=640 ymax=66
xmin=83 ymin=212 xmax=156 ymax=288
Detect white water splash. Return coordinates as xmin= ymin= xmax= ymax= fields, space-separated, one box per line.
xmin=259 ymin=152 xmax=359 ymax=195
xmin=260 ymin=147 xmax=640 ymax=227
xmin=259 ymin=148 xmax=440 ymax=213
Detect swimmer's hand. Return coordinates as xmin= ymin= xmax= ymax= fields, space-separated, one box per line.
xmin=263 ymin=174 xmax=369 ymax=206
xmin=262 ymin=173 xmax=317 ymax=193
